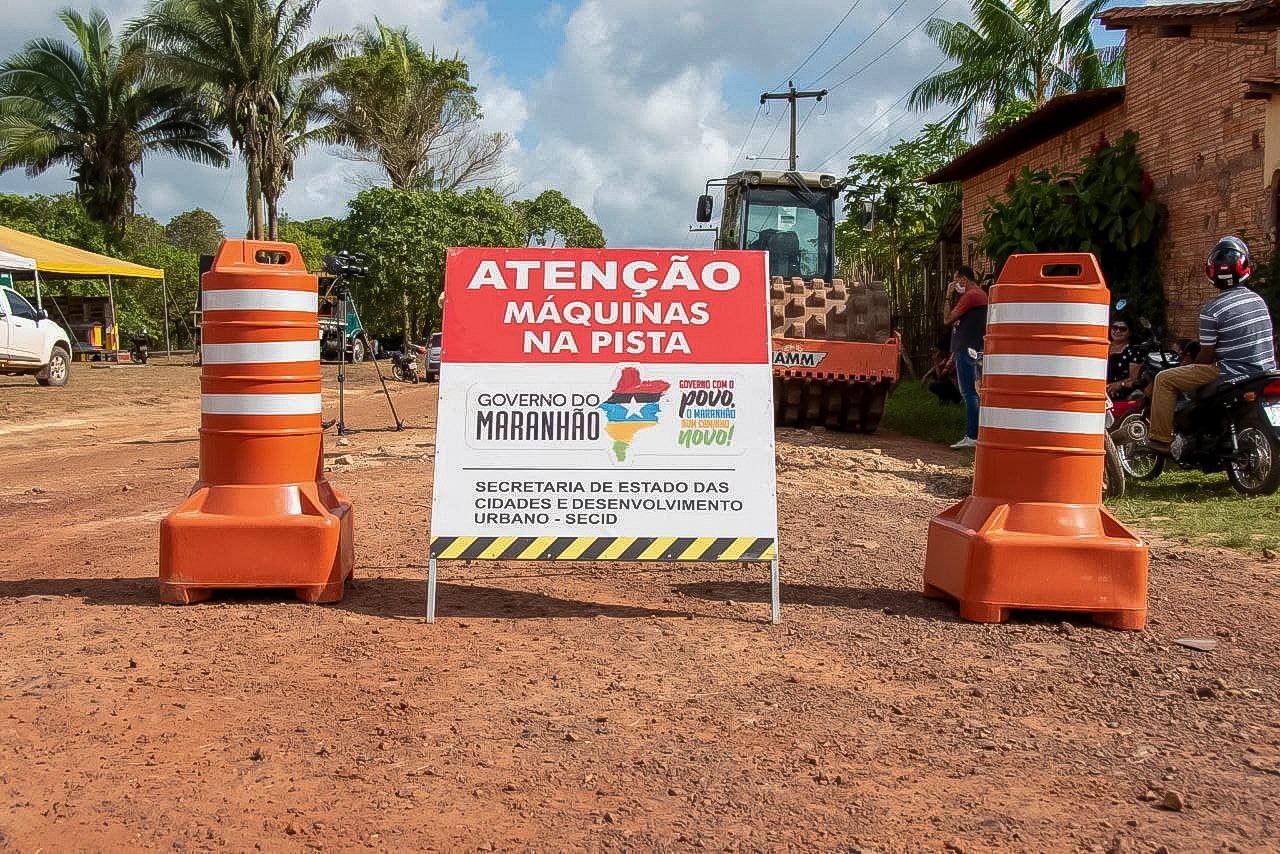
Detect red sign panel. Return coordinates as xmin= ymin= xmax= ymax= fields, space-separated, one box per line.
xmin=442 ymin=247 xmax=771 ymax=365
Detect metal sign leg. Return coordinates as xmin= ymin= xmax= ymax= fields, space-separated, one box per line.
xmin=771 ymin=558 xmax=780 ymax=624
xmin=427 ymin=557 xmax=437 ymax=623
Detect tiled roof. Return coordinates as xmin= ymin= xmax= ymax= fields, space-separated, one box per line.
xmin=923 ymin=88 xmax=1125 ymax=185
xmin=1101 ymin=0 xmax=1276 ymax=27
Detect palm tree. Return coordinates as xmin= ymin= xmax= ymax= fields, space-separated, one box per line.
xmin=261 ymin=79 xmax=335 ymax=238
xmin=130 ymin=0 xmax=343 ymax=239
xmin=0 ymin=8 xmax=229 ymax=240
xmin=909 ymin=0 xmax=1113 ymax=137
xmin=322 ymin=20 xmax=508 ymax=192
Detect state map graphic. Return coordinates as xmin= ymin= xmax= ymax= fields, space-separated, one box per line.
xmin=598 ymin=367 xmax=670 ymax=461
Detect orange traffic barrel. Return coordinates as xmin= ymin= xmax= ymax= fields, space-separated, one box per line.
xmin=922 ymin=253 xmax=1148 ymax=629
xmin=159 ymin=240 xmax=354 ymax=604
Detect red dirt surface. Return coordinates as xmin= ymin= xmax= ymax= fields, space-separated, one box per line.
xmin=2 ymin=360 xmax=1278 ymax=852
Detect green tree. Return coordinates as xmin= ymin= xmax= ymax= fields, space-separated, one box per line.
xmin=322 ymin=21 xmax=509 ymax=191
xmin=980 ymin=130 xmax=1166 ymax=325
xmin=0 ymin=8 xmax=229 ymax=241
xmin=909 ymin=0 xmax=1114 ymax=136
xmin=981 ymin=98 xmax=1037 ymax=137
xmin=261 ymin=79 xmax=335 ymax=239
xmin=131 ymin=0 xmax=343 ymax=240
xmin=117 ymin=212 xmax=202 ymax=347
xmin=513 ymin=190 xmax=605 ymax=248
xmin=838 ymin=123 xmax=970 ymax=371
xmin=0 ymin=192 xmax=110 ymax=253
xmin=0 ymin=192 xmax=202 ymax=349
xmin=277 ymin=220 xmax=328 ymax=271
xmin=290 ymin=216 xmax=342 ymax=254
xmin=339 ymin=186 xmax=524 ymax=344
xmin=165 ymin=208 xmax=225 ymax=256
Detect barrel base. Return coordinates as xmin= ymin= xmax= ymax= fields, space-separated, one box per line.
xmin=923 ymin=497 xmax=1148 ymax=630
xmin=160 ymin=481 xmax=354 ymax=604
xmin=158 ymin=583 xmax=213 ymax=605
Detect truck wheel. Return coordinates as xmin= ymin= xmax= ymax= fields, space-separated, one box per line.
xmin=349 ymin=336 xmax=366 ymax=363
xmin=36 ymin=346 xmax=70 ymax=387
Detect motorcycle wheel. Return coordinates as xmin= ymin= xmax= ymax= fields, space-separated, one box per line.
xmin=1115 ymin=414 xmax=1164 ymax=481
xmin=392 ymin=364 xmax=406 ymax=382
xmin=1103 ymin=432 xmax=1126 ymax=498
xmin=1226 ymin=411 xmax=1280 ymax=496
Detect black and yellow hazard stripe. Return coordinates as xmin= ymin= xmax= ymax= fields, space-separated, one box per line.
xmin=429 ymin=535 xmax=776 ymax=562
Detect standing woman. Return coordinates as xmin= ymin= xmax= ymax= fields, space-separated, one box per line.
xmin=943 ymin=265 xmax=989 ymax=449
xmin=1106 ymin=320 xmax=1142 ymax=400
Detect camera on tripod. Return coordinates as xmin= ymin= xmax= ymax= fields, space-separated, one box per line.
xmin=323 ymin=250 xmax=369 ymax=279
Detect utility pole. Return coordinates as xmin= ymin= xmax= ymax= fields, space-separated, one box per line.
xmin=760 ymin=81 xmax=827 ymax=171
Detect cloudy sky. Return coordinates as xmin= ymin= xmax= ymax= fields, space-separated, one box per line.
xmin=0 ymin=0 xmax=1128 ymax=249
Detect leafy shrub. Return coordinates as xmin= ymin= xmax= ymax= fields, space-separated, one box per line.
xmin=980 ymin=130 xmax=1167 ymax=326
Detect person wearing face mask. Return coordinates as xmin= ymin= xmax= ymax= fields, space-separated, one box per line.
xmin=942 ymin=265 xmax=988 ymax=449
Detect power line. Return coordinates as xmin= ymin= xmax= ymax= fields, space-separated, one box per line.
xmin=797 ymin=98 xmax=825 ymax=137
xmin=773 ymin=0 xmax=865 ymax=91
xmin=812 ymin=57 xmax=950 ymax=171
xmin=752 ymin=107 xmax=791 ymax=165
xmin=826 ymin=0 xmax=947 ymax=92
xmin=861 ymin=101 xmax=955 ymax=155
xmin=805 ymin=0 xmax=914 ymax=88
xmin=728 ymin=103 xmax=766 ymax=172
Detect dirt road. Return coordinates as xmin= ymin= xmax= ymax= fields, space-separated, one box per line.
xmin=1 ymin=361 xmax=1278 ymax=852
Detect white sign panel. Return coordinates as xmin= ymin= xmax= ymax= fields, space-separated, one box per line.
xmin=429 ymin=248 xmax=778 ymax=563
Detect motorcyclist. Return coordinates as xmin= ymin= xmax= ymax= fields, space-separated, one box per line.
xmin=1147 ymin=236 xmax=1277 ymax=456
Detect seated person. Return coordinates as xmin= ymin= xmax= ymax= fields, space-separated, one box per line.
xmin=1147 ymin=236 xmax=1277 ymax=455
xmin=751 ymin=228 xmax=801 ymax=279
xmin=1105 ymin=319 xmax=1141 ymax=400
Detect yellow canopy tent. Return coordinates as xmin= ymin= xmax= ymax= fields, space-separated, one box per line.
xmin=0 ymin=223 xmax=169 ymax=357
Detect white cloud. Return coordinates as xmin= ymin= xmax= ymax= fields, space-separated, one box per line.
xmin=0 ymin=0 xmax=977 ymax=247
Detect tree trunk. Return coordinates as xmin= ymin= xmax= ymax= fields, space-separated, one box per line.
xmin=401 ymin=289 xmax=412 ymax=349
xmin=265 ymin=193 xmax=279 ymax=241
xmin=243 ymin=164 xmax=263 ymax=240
xmin=244 ymin=119 xmax=264 ymax=241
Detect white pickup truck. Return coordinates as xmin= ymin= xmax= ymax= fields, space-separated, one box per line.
xmin=0 ymin=284 xmax=71 ymax=386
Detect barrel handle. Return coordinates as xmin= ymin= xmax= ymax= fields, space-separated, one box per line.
xmin=999 ymin=252 xmax=1104 ymax=286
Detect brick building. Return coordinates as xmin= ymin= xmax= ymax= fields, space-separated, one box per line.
xmin=925 ymin=0 xmax=1280 ymax=335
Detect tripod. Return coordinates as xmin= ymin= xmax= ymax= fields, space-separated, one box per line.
xmin=321 ymin=253 xmax=403 ymax=434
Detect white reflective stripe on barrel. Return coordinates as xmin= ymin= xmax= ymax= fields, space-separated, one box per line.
xmin=980 ymin=406 xmax=1105 ymax=435
xmin=982 ymin=354 xmax=1108 ymax=380
xmin=201 ymin=393 xmax=323 ymax=416
xmin=203 ymin=288 xmax=317 ymax=313
xmin=987 ymin=302 xmax=1109 ymax=326
xmin=202 ymin=340 xmax=320 ymax=364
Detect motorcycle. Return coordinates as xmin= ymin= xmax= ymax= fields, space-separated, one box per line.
xmin=390 ymin=344 xmax=425 ymax=383
xmin=1107 ymin=315 xmax=1280 ymax=495
xmin=1150 ymin=371 xmax=1280 ymax=495
xmin=1109 ymin=319 xmax=1188 ymax=482
xmin=1103 ymin=396 xmax=1126 ymax=498
xmin=130 ymin=329 xmax=152 ymax=365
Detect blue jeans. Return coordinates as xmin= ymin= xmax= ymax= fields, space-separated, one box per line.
xmin=954 ymin=349 xmax=980 ymax=440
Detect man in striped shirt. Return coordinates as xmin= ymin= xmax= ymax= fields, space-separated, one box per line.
xmin=1148 ymin=236 xmax=1277 ymax=455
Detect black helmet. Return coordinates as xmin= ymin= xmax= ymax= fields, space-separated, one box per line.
xmin=1206 ymin=236 xmax=1250 ymax=289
